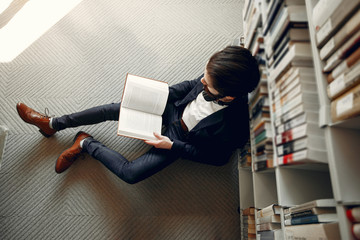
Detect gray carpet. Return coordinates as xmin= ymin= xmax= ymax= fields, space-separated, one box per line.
xmin=0 ymin=0 xmax=243 ymax=239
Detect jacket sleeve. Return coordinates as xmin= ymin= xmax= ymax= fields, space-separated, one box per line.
xmin=167 ymin=75 xmax=203 ymax=103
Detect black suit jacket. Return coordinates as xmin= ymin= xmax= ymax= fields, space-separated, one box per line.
xmin=168 ymin=75 xmax=250 ymax=166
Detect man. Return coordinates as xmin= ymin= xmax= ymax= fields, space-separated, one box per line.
xmin=16 ymin=46 xmax=260 ymax=184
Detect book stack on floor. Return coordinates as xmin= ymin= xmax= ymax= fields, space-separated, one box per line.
xmin=261 ymin=0 xmax=328 ymax=166
xmin=311 ymin=0 xmax=360 ymax=123
xmin=284 ymin=199 xmax=340 ymax=239
xmin=256 ymin=204 xmax=282 ymax=239
xmin=347 ymin=206 xmax=360 ymax=239
xmin=242 ymin=207 xmax=256 ymax=240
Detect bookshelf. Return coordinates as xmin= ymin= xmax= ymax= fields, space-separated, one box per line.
xmin=238 ymin=0 xmax=360 ymax=239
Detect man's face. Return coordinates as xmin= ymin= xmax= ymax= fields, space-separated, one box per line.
xmin=201 ymin=67 xmax=224 ymax=100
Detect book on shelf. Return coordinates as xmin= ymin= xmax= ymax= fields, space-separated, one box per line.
xmin=256 ymin=214 xmax=281 ymax=224
xmin=275 ymin=111 xmax=318 ymax=135
xmin=265 ymin=4 xmax=308 ymax=63
xmin=268 ymin=42 xmax=313 ymax=83
xmin=347 ymin=206 xmax=360 ymax=223
xmin=319 ymin=9 xmax=360 ymax=61
xmin=353 ymin=223 xmax=360 ymax=239
xmin=251 ymin=95 xmax=270 ymax=119
xmin=261 ymin=0 xmax=307 ymax=35
xmin=331 ymin=83 xmax=360 ymax=122
xmin=259 ymin=229 xmax=282 ymax=240
xmin=272 ymin=92 xmax=319 ymax=123
xmin=254 ymin=129 xmax=272 ymax=145
xmin=257 ymin=204 xmax=281 ymax=218
xmin=270 ymin=67 xmax=315 ymax=96
xmin=254 ymin=121 xmax=271 ymax=137
xmin=284 ymin=222 xmax=340 ymax=240
xmin=254 ymin=159 xmax=274 ymax=171
xmin=327 ymin=60 xmax=360 ymax=100
xmin=275 ymin=122 xmax=324 ymax=146
xmin=272 ymin=81 xmax=317 ymax=114
xmin=327 ymin=46 xmax=360 ymax=83
xmin=323 ymin=33 xmax=360 ymax=73
xmin=276 ymin=135 xmax=326 ymax=157
xmin=275 ymin=102 xmax=319 ymax=126
xmin=285 ymin=199 xmax=336 ymax=214
xmin=284 ymin=213 xmax=338 ymax=226
xmin=313 ymin=0 xmax=360 ymax=47
xmin=284 ymin=207 xmax=336 ymax=220
xmin=252 ymin=111 xmax=270 ymax=130
xmin=243 ymin=207 xmax=256 ymax=216
xmin=117 ymin=74 xmax=169 ymax=141
xmin=256 ymin=222 xmax=281 ymax=231
xmin=277 ymin=148 xmax=327 ymax=165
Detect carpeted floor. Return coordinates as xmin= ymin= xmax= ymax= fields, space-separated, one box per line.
xmin=0 ymin=0 xmax=244 ymax=239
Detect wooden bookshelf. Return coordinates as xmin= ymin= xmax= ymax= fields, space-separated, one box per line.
xmin=239 ymin=0 xmax=360 ymax=239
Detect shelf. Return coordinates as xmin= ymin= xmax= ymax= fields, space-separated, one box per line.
xmin=276 ymin=167 xmax=333 ymax=207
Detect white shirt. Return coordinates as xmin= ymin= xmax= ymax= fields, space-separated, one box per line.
xmin=182 ymin=92 xmax=227 ymax=131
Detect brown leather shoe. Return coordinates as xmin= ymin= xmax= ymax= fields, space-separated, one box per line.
xmin=55 ymin=131 xmax=92 ymax=174
xmin=16 ymin=102 xmax=57 ymax=138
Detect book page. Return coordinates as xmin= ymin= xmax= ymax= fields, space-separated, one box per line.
xmin=122 ymin=74 xmax=169 ymax=116
xmin=117 ymin=107 xmax=162 ymax=140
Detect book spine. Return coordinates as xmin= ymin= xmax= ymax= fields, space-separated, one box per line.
xmin=290 ymin=215 xmax=319 ymax=225
xmin=331 ymin=83 xmax=360 ymax=122
xmin=327 ymin=62 xmax=360 ymax=100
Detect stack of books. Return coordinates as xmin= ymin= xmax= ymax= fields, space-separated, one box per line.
xmin=284 ymin=199 xmax=340 ymax=239
xmin=311 ymin=0 xmax=360 ymax=123
xmin=242 ymin=207 xmax=256 ymax=240
xmin=245 ymin=0 xmax=274 ymax=172
xmin=256 ymin=204 xmax=282 ymax=239
xmin=249 ymin=63 xmax=274 ymax=171
xmin=346 ymin=206 xmax=360 ymax=239
xmin=261 ymin=0 xmax=328 ymax=166
xmin=239 ymin=140 xmax=252 ymax=168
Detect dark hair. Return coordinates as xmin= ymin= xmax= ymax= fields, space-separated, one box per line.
xmin=206 ymin=46 xmax=260 ymax=97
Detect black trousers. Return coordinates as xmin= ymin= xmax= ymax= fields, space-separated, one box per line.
xmin=52 ymin=102 xmax=186 ymax=184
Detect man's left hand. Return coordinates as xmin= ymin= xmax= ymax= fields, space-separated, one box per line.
xmin=144 ymin=132 xmax=173 ymax=150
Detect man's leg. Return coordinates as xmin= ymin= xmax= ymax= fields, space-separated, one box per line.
xmin=16 ymin=102 xmax=120 ymax=137
xmin=57 ymin=117 xmax=185 ymax=183
xmin=52 ymin=103 xmax=120 ymax=131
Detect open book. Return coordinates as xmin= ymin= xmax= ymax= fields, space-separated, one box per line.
xmin=117 ymin=74 xmax=169 ymax=140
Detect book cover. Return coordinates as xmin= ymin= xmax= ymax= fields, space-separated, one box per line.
xmin=117 ymin=73 xmax=169 ymax=141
